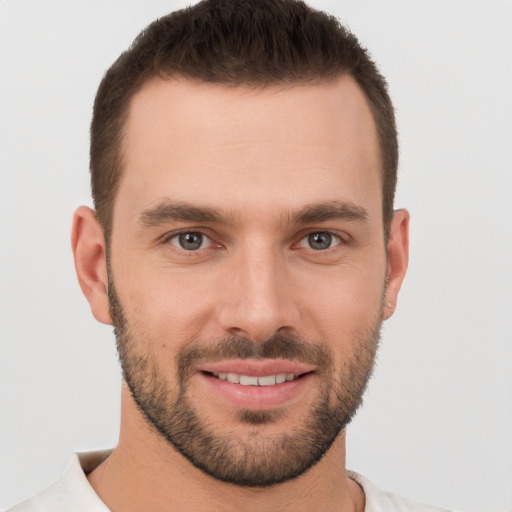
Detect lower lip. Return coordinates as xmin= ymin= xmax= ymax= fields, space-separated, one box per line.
xmin=198 ymin=372 xmax=314 ymax=410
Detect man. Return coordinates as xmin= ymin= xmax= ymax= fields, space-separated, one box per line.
xmin=10 ymin=0 xmax=449 ymax=510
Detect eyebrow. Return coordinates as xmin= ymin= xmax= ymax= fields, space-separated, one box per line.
xmin=290 ymin=201 xmax=369 ymax=224
xmin=138 ymin=201 xmax=231 ymax=227
xmin=138 ymin=199 xmax=368 ymax=228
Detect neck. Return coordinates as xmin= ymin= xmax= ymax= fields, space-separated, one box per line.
xmin=87 ymin=386 xmax=365 ymax=512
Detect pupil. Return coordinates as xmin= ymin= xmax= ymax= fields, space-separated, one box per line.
xmin=179 ymin=232 xmax=202 ymax=250
xmin=309 ymin=232 xmax=331 ymax=250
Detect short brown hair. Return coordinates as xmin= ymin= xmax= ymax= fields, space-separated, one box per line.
xmin=90 ymin=0 xmax=398 ymax=241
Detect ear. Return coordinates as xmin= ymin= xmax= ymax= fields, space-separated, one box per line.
xmin=383 ymin=209 xmax=410 ymax=320
xmin=71 ymin=206 xmax=111 ymax=325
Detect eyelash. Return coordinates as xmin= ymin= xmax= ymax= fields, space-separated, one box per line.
xmin=296 ymin=232 xmax=343 ymax=251
xmin=164 ymin=230 xmax=216 ymax=253
xmin=162 ymin=229 xmax=349 ymax=254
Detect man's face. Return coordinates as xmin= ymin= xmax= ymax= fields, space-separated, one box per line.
xmin=107 ymin=77 xmax=390 ymax=486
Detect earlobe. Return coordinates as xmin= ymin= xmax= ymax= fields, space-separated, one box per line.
xmin=71 ymin=206 xmax=111 ymax=325
xmin=383 ymin=209 xmax=410 ymax=320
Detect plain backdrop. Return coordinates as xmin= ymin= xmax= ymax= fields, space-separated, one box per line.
xmin=1 ymin=1 xmax=511 ymax=510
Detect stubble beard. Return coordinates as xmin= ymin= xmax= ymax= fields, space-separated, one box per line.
xmin=108 ymin=278 xmax=382 ymax=487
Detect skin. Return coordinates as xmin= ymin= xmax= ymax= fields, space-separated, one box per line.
xmin=72 ymin=75 xmax=409 ymax=512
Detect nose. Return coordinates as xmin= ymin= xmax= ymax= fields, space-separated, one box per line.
xmin=217 ymin=244 xmax=300 ymax=343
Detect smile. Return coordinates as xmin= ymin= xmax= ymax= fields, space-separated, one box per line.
xmin=210 ymin=372 xmax=298 ymax=386
xmin=197 ymin=360 xmax=316 ymax=409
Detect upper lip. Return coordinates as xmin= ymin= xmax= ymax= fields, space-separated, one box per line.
xmin=198 ymin=359 xmax=315 ymax=377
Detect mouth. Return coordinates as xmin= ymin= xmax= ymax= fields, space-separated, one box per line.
xmin=197 ymin=360 xmax=316 ymax=410
xmin=203 ymin=371 xmax=308 ymax=386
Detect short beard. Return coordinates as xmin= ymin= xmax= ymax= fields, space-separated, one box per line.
xmin=108 ymin=277 xmax=381 ymax=487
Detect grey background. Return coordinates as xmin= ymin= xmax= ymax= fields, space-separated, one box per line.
xmin=1 ymin=1 xmax=511 ymax=510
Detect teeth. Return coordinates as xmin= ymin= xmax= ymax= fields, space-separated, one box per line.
xmin=227 ymin=373 xmax=240 ymax=384
xmin=258 ymin=375 xmax=276 ymax=386
xmin=212 ymin=372 xmax=298 ymax=386
xmin=240 ymin=375 xmax=259 ymax=386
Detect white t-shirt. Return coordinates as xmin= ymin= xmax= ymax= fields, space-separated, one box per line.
xmin=9 ymin=451 xmax=452 ymax=512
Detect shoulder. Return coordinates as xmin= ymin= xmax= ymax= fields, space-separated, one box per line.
xmin=348 ymin=471 xmax=455 ymax=512
xmin=8 ymin=452 xmax=111 ymax=512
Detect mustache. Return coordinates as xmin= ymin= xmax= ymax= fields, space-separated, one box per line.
xmin=177 ymin=331 xmax=334 ymax=383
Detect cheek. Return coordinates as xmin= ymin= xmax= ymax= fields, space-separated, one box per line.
xmin=118 ymin=264 xmax=219 ymax=349
xmin=300 ymin=264 xmax=385 ymax=350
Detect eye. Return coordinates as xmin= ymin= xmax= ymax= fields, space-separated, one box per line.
xmin=298 ymin=232 xmax=342 ymax=251
xmin=168 ymin=232 xmax=211 ymax=251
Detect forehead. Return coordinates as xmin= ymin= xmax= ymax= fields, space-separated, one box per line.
xmin=117 ymin=76 xmax=381 ymax=224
